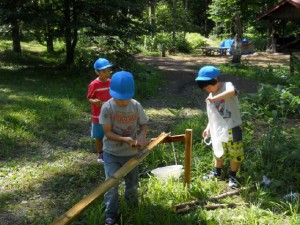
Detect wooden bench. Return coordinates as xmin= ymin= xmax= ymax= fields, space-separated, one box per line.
xmin=200 ymin=47 xmax=228 ymax=56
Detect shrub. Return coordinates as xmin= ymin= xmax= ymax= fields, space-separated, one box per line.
xmin=186 ymin=33 xmax=208 ymax=49
xmin=243 ymin=84 xmax=300 ymax=119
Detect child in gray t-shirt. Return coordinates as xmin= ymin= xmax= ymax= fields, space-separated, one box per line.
xmin=100 ymin=71 xmax=148 ymax=225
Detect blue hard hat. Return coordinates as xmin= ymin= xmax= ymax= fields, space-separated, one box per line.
xmin=94 ymin=58 xmax=112 ymax=71
xmin=110 ymin=71 xmax=135 ymax=100
xmin=195 ymin=66 xmax=220 ymax=81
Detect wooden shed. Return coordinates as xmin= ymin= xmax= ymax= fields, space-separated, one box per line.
xmin=257 ymin=0 xmax=300 ymax=53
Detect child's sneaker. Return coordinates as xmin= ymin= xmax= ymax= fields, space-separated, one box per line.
xmin=202 ymin=170 xmax=222 ymax=180
xmin=105 ymin=218 xmax=116 ymax=225
xmin=97 ymin=153 xmax=104 ymax=164
xmin=228 ymin=176 xmax=241 ymax=189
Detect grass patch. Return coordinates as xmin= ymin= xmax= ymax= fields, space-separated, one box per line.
xmin=0 ymin=41 xmax=162 ymax=225
xmin=1 ymin=41 xmax=299 ymax=225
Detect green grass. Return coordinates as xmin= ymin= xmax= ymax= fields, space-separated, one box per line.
xmin=0 ymin=40 xmax=163 ymax=224
xmin=1 ymin=40 xmax=300 ymax=225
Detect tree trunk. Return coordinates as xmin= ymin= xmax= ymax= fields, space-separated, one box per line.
xmin=46 ymin=36 xmax=54 ymax=53
xmin=232 ymin=12 xmax=242 ymax=64
xmin=171 ymin=0 xmax=176 ymax=49
xmin=45 ymin=25 xmax=54 ymax=53
xmin=149 ymin=0 xmax=157 ymax=50
xmin=182 ymin=0 xmax=188 ymax=45
xmin=64 ymin=0 xmax=78 ymax=65
xmin=11 ymin=18 xmax=21 ymax=54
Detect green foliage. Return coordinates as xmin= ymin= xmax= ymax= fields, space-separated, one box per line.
xmin=244 ymin=125 xmax=300 ymax=195
xmin=242 ymin=84 xmax=300 ymax=119
xmin=155 ymin=0 xmax=190 ymax=34
xmin=129 ymin=62 xmax=163 ymax=100
xmin=219 ymin=63 xmax=290 ymax=85
xmin=186 ymin=33 xmax=208 ymax=49
xmin=139 ymin=32 xmax=207 ymax=53
xmin=209 ymin=0 xmax=240 ymax=23
xmin=208 ymin=0 xmax=241 ymax=37
xmin=74 ymin=35 xmax=139 ymax=71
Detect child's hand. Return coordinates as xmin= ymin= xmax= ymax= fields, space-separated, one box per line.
xmin=136 ymin=133 xmax=147 ymax=147
xmin=202 ymin=128 xmax=210 ymax=139
xmin=123 ymin=136 xmax=135 ymax=146
xmin=206 ymin=96 xmax=215 ymax=103
xmin=94 ymin=99 xmax=102 ymax=106
xmin=122 ymin=137 xmax=140 ymax=151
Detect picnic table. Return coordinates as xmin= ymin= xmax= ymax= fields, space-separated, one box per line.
xmin=200 ymin=46 xmax=228 ymax=56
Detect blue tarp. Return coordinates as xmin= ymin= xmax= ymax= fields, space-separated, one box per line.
xmin=220 ymin=39 xmax=235 ymax=54
xmin=220 ymin=39 xmax=253 ymax=55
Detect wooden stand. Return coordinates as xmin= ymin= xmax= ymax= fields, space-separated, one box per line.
xmin=51 ymin=130 xmax=193 ymax=225
xmin=157 ymin=129 xmax=192 ymax=186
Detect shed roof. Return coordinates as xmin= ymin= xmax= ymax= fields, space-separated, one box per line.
xmin=257 ymin=0 xmax=300 ymax=20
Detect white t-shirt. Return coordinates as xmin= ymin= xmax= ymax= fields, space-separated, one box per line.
xmin=212 ymin=82 xmax=242 ymax=129
xmin=100 ymin=98 xmax=149 ymax=156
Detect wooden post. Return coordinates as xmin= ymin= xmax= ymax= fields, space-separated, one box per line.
xmin=184 ymin=129 xmax=192 ymax=187
xmin=51 ymin=132 xmax=170 ymax=225
xmin=232 ymin=12 xmax=242 ymax=64
xmin=290 ymin=52 xmax=294 ymax=75
xmin=161 ymin=43 xmax=166 ymax=57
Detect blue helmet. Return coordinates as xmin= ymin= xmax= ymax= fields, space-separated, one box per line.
xmin=110 ymin=71 xmax=135 ymax=100
xmin=195 ymin=66 xmax=220 ymax=81
xmin=94 ymin=58 xmax=112 ymax=71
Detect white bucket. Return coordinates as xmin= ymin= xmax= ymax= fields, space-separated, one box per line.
xmin=151 ymin=165 xmax=183 ymax=180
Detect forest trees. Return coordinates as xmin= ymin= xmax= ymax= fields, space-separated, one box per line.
xmin=208 ymin=0 xmax=243 ymax=63
xmin=0 ymin=0 xmax=30 ymax=53
xmin=0 ymin=0 xmax=148 ymax=64
xmin=0 ymin=0 xmax=294 ymax=64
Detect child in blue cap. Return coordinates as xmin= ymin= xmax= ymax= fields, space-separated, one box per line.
xmin=100 ymin=71 xmax=149 ymax=225
xmin=195 ymin=66 xmax=244 ymax=189
xmin=87 ymin=58 xmax=112 ymax=164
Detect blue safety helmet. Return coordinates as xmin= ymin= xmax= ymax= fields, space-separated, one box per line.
xmin=110 ymin=71 xmax=135 ymax=100
xmin=94 ymin=58 xmax=112 ymax=71
xmin=195 ymin=66 xmax=220 ymax=81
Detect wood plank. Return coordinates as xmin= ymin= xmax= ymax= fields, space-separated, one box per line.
xmin=156 ymin=134 xmax=185 ymax=143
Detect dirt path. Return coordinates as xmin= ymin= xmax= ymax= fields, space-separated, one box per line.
xmin=136 ymin=53 xmax=290 ymax=137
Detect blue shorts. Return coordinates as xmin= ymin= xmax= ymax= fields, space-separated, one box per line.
xmin=91 ymin=123 xmax=104 ymax=139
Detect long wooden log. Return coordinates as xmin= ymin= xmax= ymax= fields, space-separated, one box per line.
xmin=175 ymin=186 xmax=254 ymax=214
xmin=175 ymin=188 xmax=245 ymax=211
xmin=204 ymin=203 xmax=249 ymax=210
xmin=51 ymin=132 xmax=170 ymax=225
xmin=176 ymin=203 xmax=249 ymax=214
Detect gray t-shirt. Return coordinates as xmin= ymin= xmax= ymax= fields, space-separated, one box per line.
xmin=100 ymin=98 xmax=149 ymax=156
xmin=212 ymin=82 xmax=242 ymax=129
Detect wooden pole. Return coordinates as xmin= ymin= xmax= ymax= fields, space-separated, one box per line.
xmin=175 ymin=188 xmax=247 ymax=211
xmin=175 ymin=186 xmax=253 ymax=214
xmin=184 ymin=129 xmax=192 ymax=187
xmin=177 ymin=203 xmax=249 ymax=214
xmin=51 ymin=132 xmax=170 ymax=225
xmin=290 ymin=52 xmax=294 ymax=75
